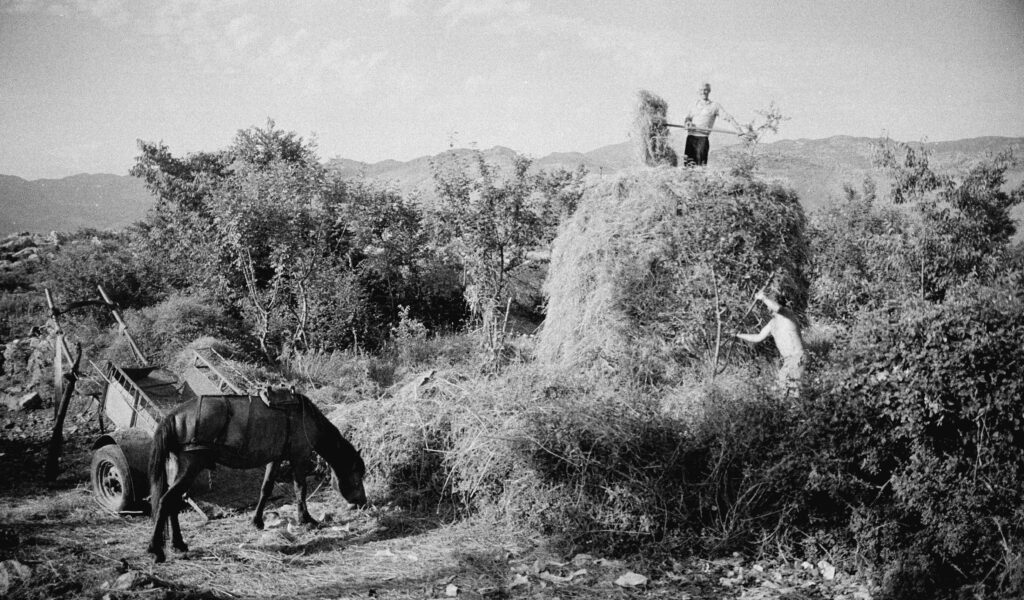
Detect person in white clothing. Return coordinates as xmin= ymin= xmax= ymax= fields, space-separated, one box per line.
xmin=735 ymin=291 xmax=805 ymax=396
xmin=682 ymin=82 xmax=744 ymax=166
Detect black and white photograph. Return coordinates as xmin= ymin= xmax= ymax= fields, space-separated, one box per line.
xmin=1 ymin=1 xmax=1023 ymax=598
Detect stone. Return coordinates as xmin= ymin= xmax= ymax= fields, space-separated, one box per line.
xmin=18 ymin=392 xmax=42 ymax=411
xmin=614 ymin=572 xmax=648 ymax=588
xmin=0 ymin=559 xmax=32 ymax=595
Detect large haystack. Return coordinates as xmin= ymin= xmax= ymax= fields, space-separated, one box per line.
xmin=539 ymin=167 xmax=808 ymax=381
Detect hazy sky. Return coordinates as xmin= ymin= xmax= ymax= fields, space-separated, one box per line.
xmin=2 ymin=0 xmax=1022 ymax=179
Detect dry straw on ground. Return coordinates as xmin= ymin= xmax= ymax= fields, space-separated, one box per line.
xmin=538 ymin=167 xmax=808 ymax=383
xmin=631 ymin=89 xmax=677 ymax=167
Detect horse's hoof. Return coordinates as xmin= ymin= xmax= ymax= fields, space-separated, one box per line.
xmin=253 ymin=519 xmax=265 ymax=530
xmin=172 ymin=541 xmax=189 ymax=553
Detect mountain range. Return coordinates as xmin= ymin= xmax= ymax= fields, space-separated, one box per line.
xmin=2 ymin=136 xmax=1022 ymax=238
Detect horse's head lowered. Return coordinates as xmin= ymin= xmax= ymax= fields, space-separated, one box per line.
xmin=333 ymin=446 xmax=367 ymax=508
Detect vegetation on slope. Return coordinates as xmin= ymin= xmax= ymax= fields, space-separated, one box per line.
xmin=2 ymin=123 xmax=1022 ymax=599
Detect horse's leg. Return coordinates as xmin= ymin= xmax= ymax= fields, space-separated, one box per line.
xmin=252 ymin=461 xmax=280 ymax=530
xmin=148 ymin=493 xmax=169 ymax=563
xmin=157 ymin=454 xmax=205 ymax=560
xmin=169 ymin=455 xmax=206 ymax=553
xmin=292 ymin=459 xmax=318 ymax=526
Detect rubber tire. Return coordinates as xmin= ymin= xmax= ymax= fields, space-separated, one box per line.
xmin=91 ymin=445 xmax=136 ymax=512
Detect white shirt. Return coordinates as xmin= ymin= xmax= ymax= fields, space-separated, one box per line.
xmin=685 ymin=100 xmax=730 ymax=137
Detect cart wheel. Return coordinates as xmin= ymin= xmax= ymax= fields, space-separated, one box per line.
xmin=91 ymin=445 xmax=135 ymax=512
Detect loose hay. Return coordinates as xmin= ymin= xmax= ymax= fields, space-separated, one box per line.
xmin=538 ymin=167 xmax=808 ymax=382
xmin=631 ymin=89 xmax=678 ymax=167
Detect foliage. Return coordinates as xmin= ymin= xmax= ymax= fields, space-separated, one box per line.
xmin=428 ymin=151 xmax=586 ymax=353
xmin=807 ymin=179 xmax=918 ymax=322
xmin=514 ymin=379 xmax=798 ymax=555
xmin=129 ymin=121 xmax=466 ymax=357
xmin=532 ymin=165 xmax=588 ymax=244
xmin=727 ymin=102 xmax=788 ymax=178
xmin=430 ymin=151 xmax=543 ymax=318
xmin=43 ymin=229 xmax=166 ymax=323
xmin=808 ymin=144 xmax=1023 ymax=324
xmin=798 ymin=281 xmax=1024 ymax=597
xmin=113 ymin=293 xmax=249 ymax=366
xmin=871 ymin=140 xmax=1023 ymax=302
xmin=0 ymin=292 xmax=45 ymax=341
xmin=342 ymin=179 xmax=466 ymax=334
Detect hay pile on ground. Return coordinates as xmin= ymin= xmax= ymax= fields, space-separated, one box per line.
xmin=538 ymin=167 xmax=808 ymax=383
xmin=327 ymin=363 xmax=793 ymax=555
xmin=631 ymin=89 xmax=677 ymax=167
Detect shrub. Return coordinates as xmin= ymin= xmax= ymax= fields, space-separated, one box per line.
xmin=802 ymin=280 xmax=1024 ymax=597
xmin=44 ymin=230 xmax=165 ymax=319
xmin=807 ymin=181 xmax=919 ymax=323
xmin=102 ymin=293 xmax=248 ymax=366
xmin=0 ymin=292 xmax=45 ymax=340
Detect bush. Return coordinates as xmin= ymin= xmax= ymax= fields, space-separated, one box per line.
xmin=43 ymin=230 xmax=165 ymax=317
xmin=807 ymin=182 xmax=918 ymax=323
xmin=101 ymin=293 xmax=248 ymax=366
xmin=0 ymin=292 xmax=46 ymax=341
xmin=801 ymin=281 xmax=1024 ymax=597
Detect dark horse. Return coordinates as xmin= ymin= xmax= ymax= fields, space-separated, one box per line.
xmin=147 ymin=388 xmax=366 ymax=562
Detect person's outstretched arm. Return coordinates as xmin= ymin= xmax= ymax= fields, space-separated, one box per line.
xmin=736 ymin=322 xmax=772 ymax=344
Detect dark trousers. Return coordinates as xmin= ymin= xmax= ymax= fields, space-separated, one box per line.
xmin=683 ymin=135 xmax=710 ymax=166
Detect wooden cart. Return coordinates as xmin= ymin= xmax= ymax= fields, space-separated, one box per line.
xmin=89 ymin=348 xmax=250 ymax=512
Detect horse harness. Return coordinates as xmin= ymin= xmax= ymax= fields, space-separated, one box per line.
xmin=181 ymin=393 xmax=302 ymax=457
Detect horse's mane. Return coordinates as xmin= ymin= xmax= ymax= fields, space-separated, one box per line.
xmin=295 ymin=393 xmax=347 ymax=446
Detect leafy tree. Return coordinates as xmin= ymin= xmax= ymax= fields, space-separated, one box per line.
xmin=872 ymin=140 xmax=1023 ymax=301
xmin=429 ymin=151 xmax=545 ymax=325
xmin=342 ymin=179 xmax=466 ymax=334
xmin=807 ymin=178 xmax=918 ymax=323
xmin=532 ymin=164 xmax=588 ymax=244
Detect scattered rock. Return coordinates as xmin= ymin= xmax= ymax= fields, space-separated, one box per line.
xmin=256 ymin=529 xmax=296 ymax=548
xmin=11 ymin=247 xmax=38 ymax=260
xmin=614 ymin=571 xmax=648 ymax=588
xmin=18 ymin=392 xmax=42 ymax=411
xmin=445 ymin=583 xmax=459 ymax=596
xmin=108 ymin=570 xmax=148 ymax=591
xmin=0 ymin=559 xmax=32 ymax=595
xmin=817 ymin=559 xmax=836 ymax=580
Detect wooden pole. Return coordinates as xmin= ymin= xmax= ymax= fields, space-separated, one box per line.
xmin=46 ymin=343 xmax=81 ymax=481
xmin=97 ymin=285 xmax=148 ymax=366
xmin=718 ymin=272 xmax=776 ymax=373
xmin=44 ymin=288 xmax=75 ymax=420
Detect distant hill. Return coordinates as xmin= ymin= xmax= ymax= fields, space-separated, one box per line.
xmin=2 ymin=136 xmax=1022 ymax=237
xmin=0 ymin=173 xmax=151 ymax=236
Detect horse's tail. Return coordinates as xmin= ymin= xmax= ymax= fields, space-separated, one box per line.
xmin=148 ymin=415 xmax=174 ymax=519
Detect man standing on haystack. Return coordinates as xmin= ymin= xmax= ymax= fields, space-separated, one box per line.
xmin=682 ymin=82 xmax=744 ymax=166
xmin=735 ymin=290 xmax=805 ymax=397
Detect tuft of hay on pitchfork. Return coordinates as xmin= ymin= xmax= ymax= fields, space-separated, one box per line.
xmin=631 ymin=89 xmax=678 ymax=167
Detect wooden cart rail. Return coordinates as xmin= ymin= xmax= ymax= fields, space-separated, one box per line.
xmin=93 ymin=361 xmax=180 ymax=433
